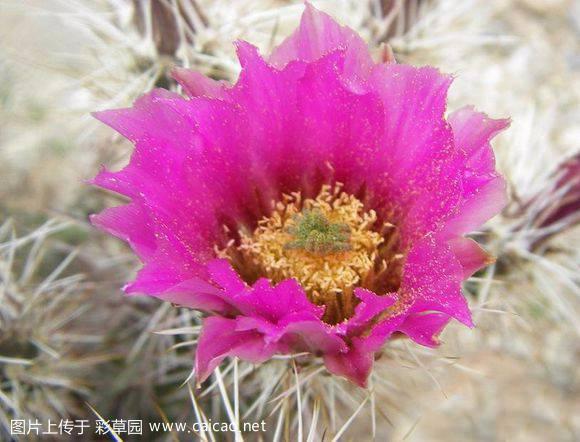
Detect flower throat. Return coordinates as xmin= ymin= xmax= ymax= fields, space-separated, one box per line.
xmin=219 ymin=184 xmax=402 ymax=324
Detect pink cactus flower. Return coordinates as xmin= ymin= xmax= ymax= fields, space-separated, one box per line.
xmin=91 ymin=4 xmax=508 ymax=387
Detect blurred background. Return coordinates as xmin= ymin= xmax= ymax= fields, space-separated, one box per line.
xmin=0 ymin=0 xmax=579 ymax=440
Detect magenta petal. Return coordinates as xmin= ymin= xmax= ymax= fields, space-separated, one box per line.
xmin=450 ymin=106 xmax=509 ymax=173
xmin=324 ymin=341 xmax=373 ymax=387
xmin=269 ymin=3 xmax=374 ymax=85
xmin=324 ymin=305 xmax=405 ymax=386
xmin=244 ymin=279 xmax=325 ymax=322
xmin=324 ymin=312 xmax=403 ymax=387
xmin=206 ymin=259 xmax=324 ymax=320
xmin=206 ymin=259 xmax=247 ymax=295
xmin=365 ymin=64 xmax=464 ymax=243
xmin=343 ymin=288 xmax=397 ymax=335
xmin=92 ymin=93 xmax=274 ymax=294
xmin=204 ymin=260 xmax=346 ymax=354
xmin=442 ymin=175 xmax=507 ymax=239
xmin=135 ymin=277 xmax=232 ymax=313
xmin=229 ymin=42 xmax=386 ymax=198
xmin=90 ymin=205 xmax=155 ymax=258
xmin=92 ymin=88 xmax=185 ymax=142
xmin=402 ymin=235 xmax=473 ymax=327
xmin=448 ymin=237 xmax=494 ymax=278
xmin=230 ymin=308 xmax=346 ymax=354
xmin=442 ymin=106 xmax=510 ymax=237
xmin=171 ymin=67 xmax=229 ymax=99
xmin=282 ymin=319 xmax=347 ymax=354
xmin=91 ymin=199 xmax=211 ymax=297
xmin=234 ymin=316 xmax=285 ymax=344
xmin=196 ymin=262 xmax=349 ymax=383
xmin=195 ymin=317 xmax=280 ymax=383
xmin=397 ymin=311 xmax=451 ymax=347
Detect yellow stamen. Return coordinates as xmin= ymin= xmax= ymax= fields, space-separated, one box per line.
xmin=221 ymin=184 xmax=386 ymax=323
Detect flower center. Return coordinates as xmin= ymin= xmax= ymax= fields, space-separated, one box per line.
xmin=285 ymin=209 xmax=351 ymax=254
xmin=220 ymin=184 xmax=399 ymax=324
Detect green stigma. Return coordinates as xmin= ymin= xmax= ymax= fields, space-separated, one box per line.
xmin=285 ymin=210 xmax=351 ymax=254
